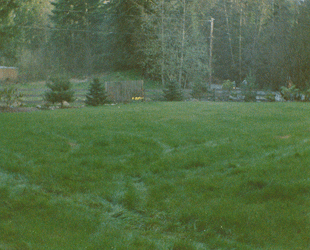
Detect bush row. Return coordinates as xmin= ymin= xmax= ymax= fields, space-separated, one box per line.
xmin=2 ymin=77 xmax=310 ymax=109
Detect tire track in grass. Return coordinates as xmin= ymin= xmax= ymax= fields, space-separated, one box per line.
xmin=152 ymin=137 xmax=230 ymax=154
xmin=254 ymin=137 xmax=310 ymax=164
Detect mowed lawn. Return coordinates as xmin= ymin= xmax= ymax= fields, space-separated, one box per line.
xmin=1 ymin=102 xmax=310 ymax=249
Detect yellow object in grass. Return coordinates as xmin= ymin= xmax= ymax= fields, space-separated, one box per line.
xmin=132 ymin=97 xmax=144 ymax=101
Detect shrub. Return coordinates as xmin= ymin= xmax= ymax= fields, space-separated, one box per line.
xmin=241 ymin=72 xmax=257 ymax=102
xmin=243 ymin=88 xmax=256 ymax=102
xmin=266 ymin=92 xmax=276 ymax=102
xmin=220 ymin=80 xmax=235 ymax=101
xmin=85 ymin=78 xmax=108 ymax=106
xmin=280 ymin=84 xmax=300 ymax=101
xmin=222 ymin=80 xmax=235 ymax=91
xmin=163 ymin=80 xmax=183 ymax=101
xmin=304 ymin=89 xmax=310 ymax=101
xmin=300 ymin=82 xmax=310 ymax=101
xmin=191 ymin=82 xmax=208 ymax=100
xmin=44 ymin=76 xmax=75 ymax=107
xmin=0 ymin=85 xmax=23 ymax=108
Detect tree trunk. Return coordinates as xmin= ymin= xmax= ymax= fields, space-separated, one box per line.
xmin=239 ymin=6 xmax=243 ymax=83
xmin=179 ymin=0 xmax=186 ymax=88
xmin=224 ymin=1 xmax=235 ymax=67
xmin=161 ymin=0 xmax=165 ymax=86
xmin=209 ymin=17 xmax=214 ymax=88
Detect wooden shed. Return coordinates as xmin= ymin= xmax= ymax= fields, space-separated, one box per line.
xmin=0 ymin=66 xmax=18 ymax=82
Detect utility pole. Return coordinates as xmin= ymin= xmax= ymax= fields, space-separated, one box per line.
xmin=209 ymin=17 xmax=215 ymax=88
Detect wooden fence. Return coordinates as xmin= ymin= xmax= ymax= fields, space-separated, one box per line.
xmin=105 ymin=80 xmax=144 ymax=103
xmin=0 ymin=80 xmax=145 ymax=106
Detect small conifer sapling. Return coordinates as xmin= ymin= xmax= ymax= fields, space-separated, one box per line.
xmin=163 ymin=80 xmax=183 ymax=101
xmin=85 ymin=78 xmax=108 ymax=106
xmin=44 ymin=76 xmax=75 ymax=108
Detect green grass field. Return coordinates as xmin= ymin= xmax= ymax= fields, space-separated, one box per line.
xmin=1 ymin=102 xmax=310 ymax=249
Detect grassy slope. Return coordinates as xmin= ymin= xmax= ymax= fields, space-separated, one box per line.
xmin=1 ymin=102 xmax=310 ymax=249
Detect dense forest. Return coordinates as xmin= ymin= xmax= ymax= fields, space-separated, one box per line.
xmin=1 ymin=0 xmax=310 ymax=90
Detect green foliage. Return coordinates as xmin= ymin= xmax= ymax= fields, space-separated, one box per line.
xmin=163 ymin=80 xmax=183 ymax=101
xmin=295 ymin=82 xmax=310 ymax=102
xmin=241 ymin=73 xmax=257 ymax=102
xmin=243 ymin=90 xmax=256 ymax=102
xmin=245 ymin=71 xmax=256 ymax=87
xmin=1 ymin=0 xmax=308 ymax=91
xmin=280 ymin=84 xmax=300 ymax=101
xmin=265 ymin=92 xmax=276 ymax=102
xmin=289 ymin=0 xmax=310 ymax=89
xmin=139 ymin=0 xmax=209 ymax=85
xmin=222 ymin=80 xmax=235 ymax=91
xmin=0 ymin=0 xmax=19 ymax=64
xmin=44 ymin=76 xmax=75 ymax=107
xmin=50 ymin=0 xmax=102 ymax=74
xmin=103 ymin=0 xmax=148 ymax=71
xmin=0 ymin=85 xmax=23 ymax=108
xmin=304 ymin=89 xmax=310 ymax=102
xmin=85 ymin=78 xmax=108 ymax=106
xmin=191 ymin=82 xmax=208 ymax=100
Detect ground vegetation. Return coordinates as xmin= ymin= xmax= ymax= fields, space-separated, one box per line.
xmin=1 ymin=102 xmax=310 ymax=249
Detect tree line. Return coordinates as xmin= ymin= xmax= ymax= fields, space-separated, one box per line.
xmin=1 ymin=0 xmax=310 ymax=90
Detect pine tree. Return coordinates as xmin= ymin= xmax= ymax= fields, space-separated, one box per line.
xmin=103 ymin=0 xmax=152 ymax=71
xmin=0 ymin=0 xmax=19 ymax=64
xmin=50 ymin=0 xmax=101 ymax=74
xmin=163 ymin=80 xmax=183 ymax=101
xmin=289 ymin=0 xmax=310 ymax=90
xmin=85 ymin=78 xmax=108 ymax=106
xmin=44 ymin=76 xmax=75 ymax=107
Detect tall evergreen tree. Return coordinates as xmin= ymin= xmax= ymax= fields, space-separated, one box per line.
xmin=50 ymin=0 xmax=101 ymax=75
xmin=0 ymin=0 xmax=19 ymax=64
xmin=289 ymin=0 xmax=310 ymax=90
xmin=103 ymin=0 xmax=153 ymax=71
xmin=246 ymin=0 xmax=294 ymax=90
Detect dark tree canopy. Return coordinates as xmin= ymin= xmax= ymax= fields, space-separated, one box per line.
xmin=0 ymin=0 xmax=19 ymax=62
xmin=2 ymin=0 xmax=310 ymax=91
